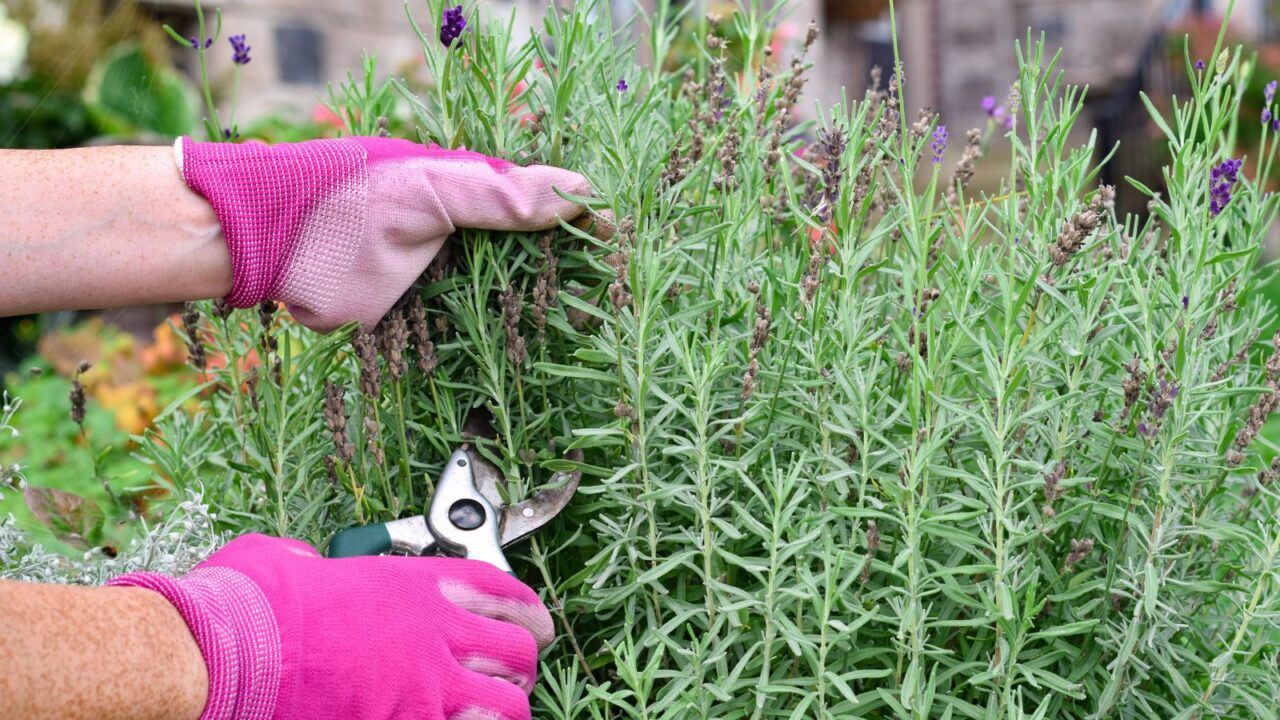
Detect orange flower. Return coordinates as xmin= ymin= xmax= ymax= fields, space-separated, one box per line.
xmin=141 ymin=317 xmax=190 ymax=375
xmin=92 ymin=381 xmax=160 ymax=436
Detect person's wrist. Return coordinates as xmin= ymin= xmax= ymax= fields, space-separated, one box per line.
xmin=107 ymin=569 xmax=281 ymax=720
xmin=165 ymin=142 xmax=234 ymax=300
xmin=116 ymin=586 xmax=210 ymax=720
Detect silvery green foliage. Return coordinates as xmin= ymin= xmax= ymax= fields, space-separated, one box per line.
xmin=0 ymin=497 xmax=223 ymax=584
xmin=1 ymin=490 xmax=224 ymax=585
xmin=140 ymin=1 xmax=1280 ymax=717
xmin=2 ymin=394 xmax=224 ymax=581
xmin=0 ymin=392 xmax=23 ymax=494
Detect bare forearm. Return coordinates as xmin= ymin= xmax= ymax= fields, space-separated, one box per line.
xmin=0 ymin=579 xmax=207 ymax=720
xmin=0 ymin=146 xmax=231 ymax=316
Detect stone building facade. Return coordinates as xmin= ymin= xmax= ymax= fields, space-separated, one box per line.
xmin=146 ymin=0 xmax=1274 ymax=129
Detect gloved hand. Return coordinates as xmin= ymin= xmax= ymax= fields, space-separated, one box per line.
xmin=107 ymin=533 xmax=554 ymax=720
xmin=175 ymin=136 xmax=591 ymax=332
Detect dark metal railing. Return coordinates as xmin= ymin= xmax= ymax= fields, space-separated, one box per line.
xmin=1094 ymin=2 xmax=1194 ymax=218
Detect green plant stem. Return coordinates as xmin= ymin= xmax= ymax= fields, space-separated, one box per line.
xmin=392 ymin=379 xmax=414 ymax=510
xmin=530 ymin=537 xmax=597 ymax=684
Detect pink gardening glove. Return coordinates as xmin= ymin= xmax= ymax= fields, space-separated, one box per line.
xmin=107 ymin=533 xmax=554 ymax=720
xmin=175 ymin=136 xmax=591 ymax=332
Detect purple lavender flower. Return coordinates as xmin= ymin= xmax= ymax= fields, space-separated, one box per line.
xmin=1209 ymin=157 xmax=1243 ymax=216
xmin=616 ymin=78 xmax=629 ymax=93
xmin=1266 ymin=80 xmax=1277 ymax=105
xmin=982 ymin=95 xmax=1012 ymax=128
xmin=1182 ymin=294 xmax=1189 ymax=310
xmin=189 ymin=36 xmax=213 ymax=50
xmin=931 ymin=125 xmax=948 ymax=164
xmin=440 ymin=5 xmax=467 ymax=48
xmin=1195 ymin=59 xmax=1207 ymax=71
xmin=229 ymin=34 xmax=251 ymax=65
xmin=1273 ymin=115 xmax=1279 ymax=133
xmin=1264 ymin=108 xmax=1273 ymax=126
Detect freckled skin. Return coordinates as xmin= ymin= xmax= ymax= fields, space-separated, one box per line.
xmin=0 ymin=146 xmax=232 ymax=316
xmin=0 ymin=146 xmax=223 ymax=715
xmin=0 ymin=580 xmax=207 ymax=719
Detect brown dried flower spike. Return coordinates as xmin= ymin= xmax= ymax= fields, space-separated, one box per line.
xmin=69 ymin=361 xmax=92 ymax=426
xmin=499 ymin=284 xmax=528 ymax=367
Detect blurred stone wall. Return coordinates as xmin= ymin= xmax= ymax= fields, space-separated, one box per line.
xmin=147 ymin=0 xmax=549 ymax=122
xmin=143 ymin=0 xmax=1272 ymax=128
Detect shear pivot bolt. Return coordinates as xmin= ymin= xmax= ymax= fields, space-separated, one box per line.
xmin=448 ymin=499 xmax=485 ymax=530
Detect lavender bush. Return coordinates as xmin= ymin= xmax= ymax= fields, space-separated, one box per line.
xmin=5 ymin=0 xmax=1280 ymax=716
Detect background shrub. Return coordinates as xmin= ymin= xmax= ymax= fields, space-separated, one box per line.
xmin=7 ymin=1 xmax=1280 ymax=717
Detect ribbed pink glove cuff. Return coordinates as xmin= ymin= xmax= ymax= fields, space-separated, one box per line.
xmin=175 ymin=136 xmax=367 ymax=311
xmin=107 ymin=569 xmax=282 ymax=720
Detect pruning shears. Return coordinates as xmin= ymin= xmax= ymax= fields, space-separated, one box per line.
xmin=326 ymin=441 xmax=580 ymax=572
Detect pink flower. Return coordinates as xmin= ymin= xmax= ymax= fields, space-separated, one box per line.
xmin=311 ymin=104 xmax=345 ymax=129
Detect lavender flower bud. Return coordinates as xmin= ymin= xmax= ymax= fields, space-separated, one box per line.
xmin=229 ymin=34 xmax=251 ymax=65
xmin=440 ymin=5 xmax=467 ymax=48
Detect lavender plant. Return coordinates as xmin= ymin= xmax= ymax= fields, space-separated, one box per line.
xmin=6 ymin=0 xmax=1280 ymax=716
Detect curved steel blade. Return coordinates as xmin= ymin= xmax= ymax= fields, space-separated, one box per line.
xmin=456 ymin=406 xmax=582 ymax=548
xmin=466 ymin=448 xmax=507 ymax=512
xmin=498 ymin=450 xmax=582 ymax=547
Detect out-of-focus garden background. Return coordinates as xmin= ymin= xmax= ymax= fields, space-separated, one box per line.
xmin=5 ymin=0 xmax=1280 ymax=552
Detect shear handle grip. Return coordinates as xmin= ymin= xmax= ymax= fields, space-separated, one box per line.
xmin=327 ymin=523 xmax=393 ymax=558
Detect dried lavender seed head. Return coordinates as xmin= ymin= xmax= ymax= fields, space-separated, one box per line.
xmin=804 ymin=21 xmax=819 ymax=49
xmin=353 ymin=331 xmax=382 ymax=399
xmin=1065 ymin=538 xmax=1094 ymax=567
xmin=259 ymin=301 xmax=278 ymax=354
xmin=1043 ymin=460 xmax=1066 ymax=506
xmin=69 ymin=377 xmax=86 ymax=425
xmin=498 ymin=284 xmax=528 ymax=367
xmin=945 ymin=128 xmax=983 ymax=203
xmin=742 ymin=359 xmax=759 ymax=402
xmin=800 ymin=251 xmax=824 ymax=305
xmin=381 ymin=307 xmax=410 ymax=380
xmin=1098 ymin=185 xmax=1116 ymax=211
xmin=181 ymin=302 xmax=207 ymax=373
xmin=323 ymin=381 xmax=355 ymax=463
xmin=911 ymin=108 xmax=934 ymax=140
xmin=860 ymin=520 xmax=880 ymax=583
xmin=246 ymin=367 xmax=260 ymax=411
xmin=408 ymin=295 xmax=438 ymax=376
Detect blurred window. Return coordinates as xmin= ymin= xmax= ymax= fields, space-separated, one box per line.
xmin=274 ymin=23 xmax=325 ymax=85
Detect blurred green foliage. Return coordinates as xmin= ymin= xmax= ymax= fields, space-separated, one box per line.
xmin=0 ymin=78 xmax=93 ymax=148
xmin=0 ymin=317 xmax=204 ymax=553
xmin=83 ymin=44 xmax=196 ymax=138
